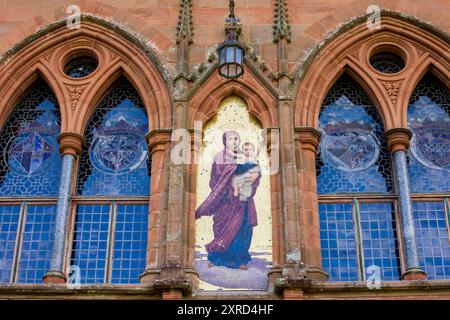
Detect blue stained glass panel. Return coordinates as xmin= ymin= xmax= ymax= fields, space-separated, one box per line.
xmin=111 ymin=204 xmax=148 ymax=284
xmin=0 ymin=205 xmax=20 ymax=283
xmin=413 ymin=201 xmax=450 ymax=280
xmin=319 ymin=203 xmax=358 ymax=281
xmin=316 ymin=74 xmax=393 ymax=194
xmin=0 ymin=80 xmax=61 ymax=197
xmin=407 ymin=74 xmax=450 ymax=193
xmin=70 ymin=204 xmax=110 ymax=284
xmin=359 ymin=203 xmax=401 ymax=281
xmin=16 ymin=205 xmax=56 ymax=283
xmin=77 ymin=77 xmax=150 ymax=196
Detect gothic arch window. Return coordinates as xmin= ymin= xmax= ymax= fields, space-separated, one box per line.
xmin=69 ymin=77 xmax=149 ymax=284
xmin=316 ymin=74 xmax=401 ymax=282
xmin=407 ymin=73 xmax=450 ymax=280
xmin=0 ymin=79 xmax=61 ymax=283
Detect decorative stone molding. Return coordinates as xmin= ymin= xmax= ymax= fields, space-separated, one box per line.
xmin=384 ymin=128 xmax=412 ymax=153
xmin=350 ymin=46 xmax=361 ymax=60
xmin=146 ymin=129 xmax=172 ymax=155
xmin=67 ymin=85 xmax=87 ymax=110
xmin=273 ymin=0 xmax=291 ymax=43
xmin=274 ymin=263 xmax=312 ymax=299
xmin=381 ymin=80 xmax=402 ymax=107
xmin=42 ymin=270 xmax=67 ymax=284
xmin=176 ymin=0 xmax=194 ymax=44
xmin=152 ymin=263 xmax=195 ymax=296
xmin=416 ymin=47 xmax=426 ymax=57
xmin=294 ymin=127 xmax=321 ymax=153
xmin=57 ymin=132 xmax=85 ymax=157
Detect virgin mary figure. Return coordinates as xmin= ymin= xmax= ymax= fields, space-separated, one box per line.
xmin=195 ymin=130 xmax=261 ymax=270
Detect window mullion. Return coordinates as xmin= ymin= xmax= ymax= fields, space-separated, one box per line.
xmin=11 ymin=202 xmax=27 ymax=283
xmin=352 ymin=198 xmax=365 ymax=282
xmin=105 ymin=201 xmax=117 ymax=283
xmin=445 ymin=198 xmax=450 ymax=243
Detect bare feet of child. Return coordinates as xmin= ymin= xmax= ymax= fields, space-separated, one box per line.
xmin=239 ymin=265 xmax=248 ymax=270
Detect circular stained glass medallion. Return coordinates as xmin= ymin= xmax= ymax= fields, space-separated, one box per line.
xmin=410 ymin=129 xmax=450 ymax=172
xmin=90 ymin=132 xmax=148 ymax=175
xmin=7 ymin=132 xmax=55 ymax=175
xmin=321 ymin=132 xmax=380 ymax=172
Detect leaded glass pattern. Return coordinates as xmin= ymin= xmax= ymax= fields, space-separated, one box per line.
xmin=16 ymin=205 xmax=56 ymax=283
xmin=319 ymin=203 xmax=359 ymax=281
xmin=111 ymin=204 xmax=148 ymax=284
xmin=76 ymin=77 xmax=150 ymax=197
xmin=70 ymin=204 xmax=110 ymax=284
xmin=413 ymin=201 xmax=450 ymax=280
xmin=369 ymin=52 xmax=405 ymax=74
xmin=407 ymin=74 xmax=450 ymax=193
xmin=0 ymin=205 xmax=20 ymax=283
xmin=316 ymin=74 xmax=393 ymax=194
xmin=0 ymin=80 xmax=62 ymax=197
xmin=360 ymin=203 xmax=401 ymax=281
xmin=64 ymin=57 xmax=98 ymax=78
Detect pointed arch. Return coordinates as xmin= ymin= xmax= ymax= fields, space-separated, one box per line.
xmin=0 ymin=16 xmax=172 ymax=134
xmin=188 ymin=67 xmax=278 ymax=129
xmin=294 ymin=14 xmax=450 ymax=130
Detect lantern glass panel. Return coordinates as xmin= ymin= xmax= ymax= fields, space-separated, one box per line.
xmin=226 ymin=46 xmax=235 ymax=63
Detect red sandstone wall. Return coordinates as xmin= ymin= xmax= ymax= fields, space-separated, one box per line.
xmin=0 ymin=0 xmax=448 ymax=77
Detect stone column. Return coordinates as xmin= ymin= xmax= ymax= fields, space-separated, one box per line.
xmin=265 ymin=128 xmax=284 ymax=289
xmin=43 ymin=133 xmax=84 ymax=284
xmin=294 ymin=127 xmax=328 ymax=281
xmin=385 ymin=128 xmax=426 ymax=280
xmin=274 ymin=99 xmax=310 ymax=300
xmin=140 ymin=129 xmax=172 ymax=284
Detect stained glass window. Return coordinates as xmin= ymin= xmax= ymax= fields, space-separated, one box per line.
xmin=369 ymin=52 xmax=405 ymax=74
xmin=407 ymin=73 xmax=450 ymax=193
xmin=76 ymin=77 xmax=150 ymax=196
xmin=16 ymin=205 xmax=56 ymax=283
xmin=70 ymin=203 xmax=148 ymax=284
xmin=316 ymin=74 xmax=393 ymax=194
xmin=0 ymin=205 xmax=20 ymax=283
xmin=0 ymin=80 xmax=61 ymax=197
xmin=359 ymin=203 xmax=401 ymax=281
xmin=413 ymin=201 xmax=450 ymax=280
xmin=111 ymin=204 xmax=148 ymax=284
xmin=319 ymin=203 xmax=358 ymax=281
xmin=64 ymin=57 xmax=98 ymax=78
xmin=0 ymin=204 xmax=56 ymax=284
xmin=319 ymin=201 xmax=401 ymax=282
xmin=71 ymin=204 xmax=110 ymax=284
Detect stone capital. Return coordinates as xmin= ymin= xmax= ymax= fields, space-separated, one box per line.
xmin=146 ymin=129 xmax=172 ymax=155
xmin=384 ymin=128 xmax=412 ymax=153
xmin=57 ymin=132 xmax=85 ymax=157
xmin=294 ymin=127 xmax=321 ymax=152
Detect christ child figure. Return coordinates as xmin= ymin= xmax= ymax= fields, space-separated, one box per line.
xmin=232 ymin=142 xmax=261 ymax=201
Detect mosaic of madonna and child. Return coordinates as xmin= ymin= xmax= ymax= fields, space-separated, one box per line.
xmin=195 ymin=96 xmax=272 ymax=291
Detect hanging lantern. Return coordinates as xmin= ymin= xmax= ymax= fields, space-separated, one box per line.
xmin=218 ymin=0 xmax=245 ymax=79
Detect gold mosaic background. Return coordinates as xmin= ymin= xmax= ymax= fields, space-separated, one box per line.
xmin=195 ymin=95 xmax=273 ymax=291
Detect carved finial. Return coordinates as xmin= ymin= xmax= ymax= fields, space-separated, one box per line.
xmin=273 ymin=0 xmax=291 ymax=43
xmin=176 ymin=0 xmax=193 ymax=44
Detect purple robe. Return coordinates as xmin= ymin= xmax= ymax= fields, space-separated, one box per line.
xmin=195 ymin=150 xmax=261 ymax=254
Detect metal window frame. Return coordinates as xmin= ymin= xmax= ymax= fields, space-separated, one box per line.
xmin=0 ymin=199 xmax=57 ymax=283
xmin=66 ymin=198 xmax=149 ymax=284
xmin=318 ymin=195 xmax=404 ymax=282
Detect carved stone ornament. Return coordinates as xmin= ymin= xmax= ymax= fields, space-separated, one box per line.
xmin=381 ymin=80 xmax=402 ymax=107
xmin=67 ymin=85 xmax=87 ymax=110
